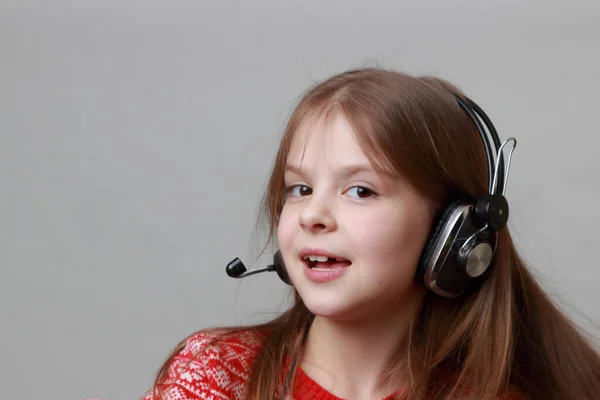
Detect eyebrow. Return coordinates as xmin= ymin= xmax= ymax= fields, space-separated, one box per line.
xmin=284 ymin=163 xmax=380 ymax=179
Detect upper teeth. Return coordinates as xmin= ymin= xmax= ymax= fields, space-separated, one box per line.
xmin=304 ymin=255 xmax=344 ymax=262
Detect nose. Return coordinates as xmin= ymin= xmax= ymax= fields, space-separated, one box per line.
xmin=299 ymin=196 xmax=337 ymax=233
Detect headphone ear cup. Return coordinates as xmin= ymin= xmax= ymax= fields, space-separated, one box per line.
xmin=416 ymin=201 xmax=463 ymax=285
xmin=273 ymin=250 xmax=292 ymax=285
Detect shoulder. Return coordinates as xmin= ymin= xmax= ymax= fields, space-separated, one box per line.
xmin=142 ymin=329 xmax=265 ymax=400
xmin=181 ymin=328 xmax=265 ymax=363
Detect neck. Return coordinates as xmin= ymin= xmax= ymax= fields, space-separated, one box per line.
xmin=300 ymin=289 xmax=424 ymax=399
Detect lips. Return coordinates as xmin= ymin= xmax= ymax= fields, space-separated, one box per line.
xmin=299 ymin=248 xmax=352 ymax=269
xmin=299 ymin=248 xmax=351 ymax=283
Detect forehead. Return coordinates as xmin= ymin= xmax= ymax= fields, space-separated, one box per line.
xmin=286 ymin=113 xmax=371 ymax=168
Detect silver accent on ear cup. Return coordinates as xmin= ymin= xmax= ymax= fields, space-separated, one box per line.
xmin=461 ymin=223 xmax=489 ymax=252
xmin=424 ymin=204 xmax=471 ymax=295
xmin=424 ymin=203 xmax=497 ymax=298
xmin=465 ymin=242 xmax=493 ymax=278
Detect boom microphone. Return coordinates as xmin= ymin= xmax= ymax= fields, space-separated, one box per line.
xmin=226 ymin=250 xmax=291 ymax=285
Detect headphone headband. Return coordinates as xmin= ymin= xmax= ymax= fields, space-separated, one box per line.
xmin=454 ymin=94 xmax=505 ymax=196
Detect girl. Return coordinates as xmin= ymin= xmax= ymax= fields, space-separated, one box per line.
xmin=142 ymin=68 xmax=600 ymax=399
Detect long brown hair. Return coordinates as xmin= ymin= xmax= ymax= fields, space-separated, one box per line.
xmin=152 ymin=68 xmax=600 ymax=399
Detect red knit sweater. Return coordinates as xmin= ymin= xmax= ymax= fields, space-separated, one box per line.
xmin=141 ymin=330 xmax=520 ymax=400
xmin=141 ymin=329 xmax=397 ymax=400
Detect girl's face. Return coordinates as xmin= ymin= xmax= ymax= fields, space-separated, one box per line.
xmin=277 ymin=114 xmax=433 ymax=322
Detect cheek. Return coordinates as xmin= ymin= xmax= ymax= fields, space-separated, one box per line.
xmin=350 ymin=207 xmax=430 ymax=266
xmin=276 ymin=206 xmax=296 ymax=252
xmin=352 ymin=218 xmax=428 ymax=291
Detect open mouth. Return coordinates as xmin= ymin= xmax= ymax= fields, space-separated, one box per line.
xmin=302 ymin=255 xmax=352 ymax=270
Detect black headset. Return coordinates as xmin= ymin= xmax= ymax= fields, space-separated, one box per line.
xmin=415 ymin=95 xmax=517 ymax=298
xmin=226 ymin=94 xmax=516 ymax=299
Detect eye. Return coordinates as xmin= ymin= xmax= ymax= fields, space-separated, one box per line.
xmin=346 ymin=186 xmax=376 ymax=199
xmin=287 ymin=185 xmax=312 ymax=197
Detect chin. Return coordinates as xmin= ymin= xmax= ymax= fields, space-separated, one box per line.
xmin=303 ymin=300 xmax=346 ymax=319
xmin=296 ymin=280 xmax=424 ymax=324
xmin=297 ymin=287 xmax=364 ymax=321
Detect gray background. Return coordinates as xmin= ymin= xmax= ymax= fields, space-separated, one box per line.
xmin=1 ymin=1 xmax=599 ymax=399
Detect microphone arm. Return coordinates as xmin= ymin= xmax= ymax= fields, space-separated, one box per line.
xmin=226 ymin=257 xmax=275 ymax=278
xmin=225 ymin=251 xmax=291 ymax=285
